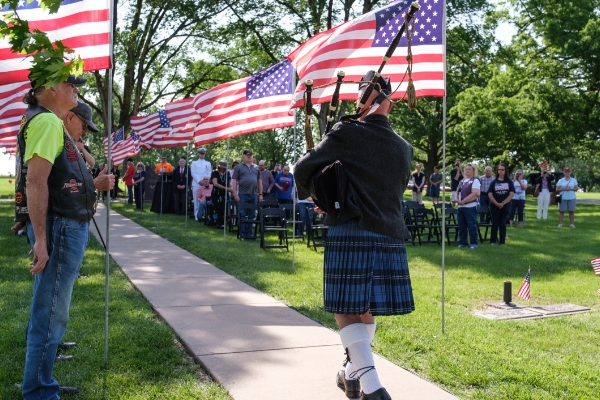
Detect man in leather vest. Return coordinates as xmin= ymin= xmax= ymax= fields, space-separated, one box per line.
xmin=14 ymin=73 xmax=114 ymax=400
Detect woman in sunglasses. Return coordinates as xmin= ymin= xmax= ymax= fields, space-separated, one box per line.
xmin=486 ymin=163 xmax=515 ymax=245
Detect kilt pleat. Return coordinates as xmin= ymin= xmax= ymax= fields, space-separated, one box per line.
xmin=323 ymin=219 xmax=414 ymax=316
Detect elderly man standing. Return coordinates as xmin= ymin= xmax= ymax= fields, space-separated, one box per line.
xmin=295 ymin=71 xmax=414 ymax=400
xmin=173 ymin=158 xmax=192 ymax=215
xmin=14 ymin=73 xmax=114 ymax=399
xmin=191 ymin=147 xmax=211 ymax=221
xmin=258 ymin=160 xmax=274 ymax=198
xmin=232 ymin=149 xmax=263 ymax=238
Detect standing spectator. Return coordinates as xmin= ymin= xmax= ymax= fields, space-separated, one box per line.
xmin=508 ymin=169 xmax=527 ymax=228
xmin=456 ymin=164 xmax=480 ymax=249
xmin=196 ymin=176 xmax=213 ymax=221
xmin=258 ymin=160 xmax=275 ymax=197
xmin=191 ymin=147 xmax=212 ymax=221
xmin=274 ymin=165 xmax=294 ymax=205
xmin=478 ymin=166 xmax=494 ymax=222
xmin=271 ymin=161 xmax=282 ymax=179
xmin=411 ymin=163 xmax=425 ymax=204
xmin=122 ymin=158 xmax=135 ymax=204
xmin=172 ymin=158 xmax=191 ymax=215
xmin=133 ymin=162 xmax=146 ymax=209
xmin=232 ymin=149 xmax=263 ymax=238
xmin=295 ymin=195 xmax=315 ymax=237
xmin=428 ymin=166 xmax=442 ymax=204
xmin=487 ymin=163 xmax=515 ymax=245
xmin=110 ymin=164 xmax=120 ymax=200
xmin=556 ymin=167 xmax=578 ymax=228
xmin=154 ymin=155 xmax=173 ymax=173
xmin=15 ymin=73 xmax=114 ymax=399
xmin=209 ymin=160 xmax=233 ymax=227
xmin=535 ymin=169 xmax=554 ymax=220
xmin=450 ymin=159 xmax=463 ymax=208
xmin=230 ymin=160 xmax=240 ymax=180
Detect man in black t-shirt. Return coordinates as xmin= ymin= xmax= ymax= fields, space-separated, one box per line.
xmin=450 ymin=159 xmax=463 ymax=207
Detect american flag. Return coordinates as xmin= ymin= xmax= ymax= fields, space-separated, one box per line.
xmin=0 ymin=82 xmax=29 ymax=151
xmin=592 ymin=257 xmax=600 ymax=276
xmin=152 ymin=105 xmax=194 ymax=148
xmin=0 ymin=0 xmax=112 ymax=85
xmin=103 ymin=127 xmax=139 ymax=166
xmin=130 ymin=110 xmax=172 ymax=149
xmin=287 ymin=0 xmax=445 ymax=109
xmin=192 ymin=59 xmax=294 ymax=146
xmin=517 ymin=269 xmax=531 ymax=302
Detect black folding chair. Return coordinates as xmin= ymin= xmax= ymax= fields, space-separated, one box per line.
xmin=236 ymin=203 xmax=260 ymax=239
xmin=402 ymin=207 xmax=417 ymax=246
xmin=477 ymin=205 xmax=493 ymax=242
xmin=260 ymin=208 xmax=289 ymax=250
xmin=443 ymin=208 xmax=459 ymax=244
xmin=307 ymin=208 xmax=328 ymax=250
xmin=410 ymin=206 xmax=441 ymax=245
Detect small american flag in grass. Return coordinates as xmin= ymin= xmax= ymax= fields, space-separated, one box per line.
xmin=591 ymin=257 xmax=600 ymax=275
xmin=517 ymin=269 xmax=531 ymax=302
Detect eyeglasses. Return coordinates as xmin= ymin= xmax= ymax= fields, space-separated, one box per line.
xmin=74 ymin=114 xmax=88 ymax=133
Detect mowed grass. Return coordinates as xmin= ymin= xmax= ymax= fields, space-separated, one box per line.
xmin=107 ymin=195 xmax=600 ymax=400
xmin=0 ymin=176 xmax=16 ymax=199
xmin=0 ymin=203 xmax=231 ymax=399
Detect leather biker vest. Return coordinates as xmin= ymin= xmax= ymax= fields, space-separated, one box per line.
xmin=15 ymin=105 xmax=96 ymax=222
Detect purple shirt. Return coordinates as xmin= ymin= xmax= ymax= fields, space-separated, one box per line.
xmin=260 ymin=169 xmax=274 ymax=193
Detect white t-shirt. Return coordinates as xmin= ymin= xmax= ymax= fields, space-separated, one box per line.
xmin=512 ymin=179 xmax=527 ymax=200
xmin=458 ymin=178 xmax=481 ymax=208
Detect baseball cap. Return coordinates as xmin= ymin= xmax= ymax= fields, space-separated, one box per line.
xmin=564 ymin=167 xmax=572 ymax=172
xmin=70 ymin=101 xmax=99 ymax=132
xmin=243 ymin=149 xmax=253 ymax=155
xmin=29 ymin=71 xmax=87 ymax=89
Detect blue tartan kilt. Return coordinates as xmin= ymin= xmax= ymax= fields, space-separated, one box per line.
xmin=323 ymin=219 xmax=415 ymax=316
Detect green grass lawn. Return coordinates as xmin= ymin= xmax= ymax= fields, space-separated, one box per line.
xmin=0 ymin=203 xmax=231 ymax=399
xmin=106 ymin=197 xmax=600 ymax=400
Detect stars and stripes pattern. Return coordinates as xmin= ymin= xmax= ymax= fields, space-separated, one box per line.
xmin=592 ymin=257 xmax=600 ymax=276
xmin=102 ymin=126 xmax=139 ymax=166
xmin=129 ymin=111 xmax=172 ymax=149
xmin=192 ymin=59 xmax=294 ymax=146
xmin=287 ymin=0 xmax=445 ymax=109
xmin=0 ymin=0 xmax=112 ymax=85
xmin=516 ymin=269 xmax=531 ymax=302
xmin=0 ymin=82 xmax=29 ymax=151
xmin=148 ymin=100 xmax=197 ymax=148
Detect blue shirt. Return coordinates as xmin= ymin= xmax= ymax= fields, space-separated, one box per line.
xmin=556 ymin=177 xmax=577 ymax=201
xmin=274 ymin=172 xmax=294 ymax=200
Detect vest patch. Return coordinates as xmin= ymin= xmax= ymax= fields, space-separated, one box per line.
xmin=63 ymin=179 xmax=83 ymax=193
xmin=64 ymin=140 xmax=78 ymax=162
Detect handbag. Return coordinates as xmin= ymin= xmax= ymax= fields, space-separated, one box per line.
xmin=309 ymin=160 xmax=347 ymax=214
xmin=533 ymin=184 xmax=540 ymax=198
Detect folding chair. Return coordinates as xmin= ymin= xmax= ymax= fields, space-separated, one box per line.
xmin=307 ymin=208 xmax=328 ymax=250
xmin=443 ymin=208 xmax=459 ymax=245
xmin=402 ymin=207 xmax=417 ymax=246
xmin=260 ymin=208 xmax=289 ymax=250
xmin=236 ymin=203 xmax=260 ymax=239
xmin=410 ymin=206 xmax=441 ymax=245
xmin=477 ymin=205 xmax=493 ymax=242
xmin=279 ymin=204 xmax=304 ymax=240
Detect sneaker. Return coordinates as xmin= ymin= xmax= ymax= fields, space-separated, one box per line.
xmin=336 ymin=370 xmax=361 ymax=399
xmin=570 ymin=224 xmax=575 ymax=228
xmin=457 ymin=244 xmax=466 ymax=248
xmin=59 ymin=385 xmax=80 ymax=395
xmin=558 ymin=224 xmax=562 ymax=227
xmin=490 ymin=243 xmax=495 ymax=246
xmin=470 ymin=244 xmax=478 ymax=249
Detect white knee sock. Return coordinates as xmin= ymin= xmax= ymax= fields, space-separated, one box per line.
xmin=340 ymin=323 xmax=382 ymax=395
xmin=345 ymin=322 xmax=377 ymax=380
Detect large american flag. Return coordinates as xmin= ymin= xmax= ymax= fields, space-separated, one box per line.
xmin=148 ymin=100 xmax=197 ymax=148
xmin=516 ymin=269 xmax=531 ymax=302
xmin=103 ymin=127 xmax=139 ymax=166
xmin=0 ymin=0 xmax=112 ymax=151
xmin=592 ymin=257 xmax=600 ymax=276
xmin=287 ymin=0 xmax=445 ymax=109
xmin=0 ymin=82 xmax=29 ymax=150
xmin=192 ymin=59 xmax=295 ymax=146
xmin=130 ymin=110 xmax=172 ymax=149
xmin=0 ymin=0 xmax=112 ymax=85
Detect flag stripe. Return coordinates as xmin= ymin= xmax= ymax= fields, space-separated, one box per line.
xmin=591 ymin=257 xmax=600 ymax=275
xmin=0 ymin=82 xmax=28 ymax=146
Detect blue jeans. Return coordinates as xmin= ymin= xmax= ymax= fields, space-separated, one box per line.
xmin=239 ymin=193 xmax=257 ymax=237
xmin=127 ymin=185 xmax=133 ymax=204
xmin=509 ymin=199 xmax=525 ymax=223
xmin=458 ymin=206 xmax=478 ymax=246
xmin=296 ymin=202 xmax=314 ymax=235
xmin=24 ymin=215 xmax=89 ymax=400
xmin=196 ymin=200 xmax=207 ymax=220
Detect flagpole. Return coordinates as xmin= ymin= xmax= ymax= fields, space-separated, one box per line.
xmin=441 ymin=0 xmax=448 ymax=335
xmin=104 ymin=0 xmax=115 ymax=366
xmin=291 ymin=71 xmax=297 ymax=274
xmin=185 ymin=141 xmax=190 ymax=229
xmin=224 ymin=138 xmax=230 ymax=243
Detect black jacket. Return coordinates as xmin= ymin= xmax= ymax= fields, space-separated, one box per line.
xmin=295 ymin=114 xmax=413 ymax=239
xmin=536 ymin=175 xmax=555 ymax=192
xmin=172 ymin=166 xmax=192 ymax=191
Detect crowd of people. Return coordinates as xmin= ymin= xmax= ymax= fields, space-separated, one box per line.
xmin=413 ymin=159 xmax=579 ymax=249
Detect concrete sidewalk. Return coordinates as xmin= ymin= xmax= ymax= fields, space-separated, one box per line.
xmin=91 ymin=204 xmax=458 ymax=400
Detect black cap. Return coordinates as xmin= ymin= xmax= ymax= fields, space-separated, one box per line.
xmin=358 ymin=70 xmax=391 ymax=93
xmin=70 ymin=101 xmax=99 ymax=132
xmin=29 ymin=71 xmax=87 ymax=88
xmin=243 ymin=149 xmax=253 ymax=155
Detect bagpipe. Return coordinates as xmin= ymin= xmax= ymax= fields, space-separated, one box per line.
xmin=303 ymin=2 xmax=421 ymax=214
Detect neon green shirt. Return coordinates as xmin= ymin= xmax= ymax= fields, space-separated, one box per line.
xmin=24 ymin=112 xmax=64 ymax=165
